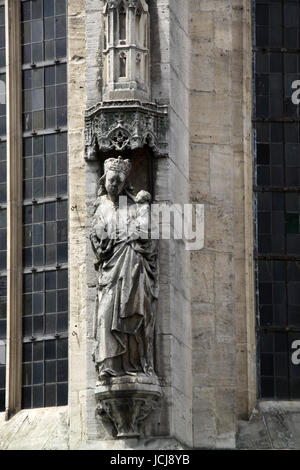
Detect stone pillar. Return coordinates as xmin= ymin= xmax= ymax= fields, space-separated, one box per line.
xmin=189 ymin=0 xmax=255 ymax=449
xmin=67 ymin=0 xmax=87 ymax=450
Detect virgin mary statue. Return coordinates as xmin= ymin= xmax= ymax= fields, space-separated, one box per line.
xmin=90 ymin=156 xmax=159 ymax=379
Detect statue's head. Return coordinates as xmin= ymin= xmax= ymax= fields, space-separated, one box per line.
xmin=105 ymin=170 xmax=127 ymax=197
xmin=104 ymin=156 xmax=132 ymax=177
xmin=100 ymin=156 xmax=132 ymax=198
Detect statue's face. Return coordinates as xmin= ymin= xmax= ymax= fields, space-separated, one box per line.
xmin=105 ymin=170 xmax=126 ymax=197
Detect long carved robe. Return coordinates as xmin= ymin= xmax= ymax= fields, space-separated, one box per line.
xmin=91 ymin=194 xmax=158 ymax=377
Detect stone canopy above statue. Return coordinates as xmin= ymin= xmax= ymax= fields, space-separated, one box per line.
xmin=102 ymin=0 xmax=150 ymax=102
xmin=85 ymin=0 xmax=169 ymax=160
xmin=85 ymin=100 xmax=168 ymax=159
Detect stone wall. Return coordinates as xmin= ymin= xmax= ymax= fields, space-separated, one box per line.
xmin=166 ymin=0 xmax=193 ymax=446
xmin=0 ymin=0 xmax=263 ymax=450
xmin=84 ymin=0 xmax=104 ymax=443
xmin=68 ymin=0 xmax=87 ymax=450
xmin=189 ymin=0 xmax=256 ymax=449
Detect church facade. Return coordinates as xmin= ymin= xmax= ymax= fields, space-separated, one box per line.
xmin=0 ymin=0 xmax=299 ymax=450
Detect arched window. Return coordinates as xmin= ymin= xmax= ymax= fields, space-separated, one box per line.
xmin=119 ymin=2 xmax=126 ymax=43
xmin=104 ymin=17 xmax=107 ymax=50
xmin=143 ymin=12 xmax=148 ymax=48
xmin=119 ymin=52 xmax=126 ymax=78
xmin=144 ymin=53 xmax=149 ymax=85
xmin=136 ymin=52 xmax=141 ymax=80
xmin=135 ymin=4 xmax=142 ymax=45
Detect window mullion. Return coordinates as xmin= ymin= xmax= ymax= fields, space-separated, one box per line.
xmin=5 ymin=0 xmax=23 ymax=419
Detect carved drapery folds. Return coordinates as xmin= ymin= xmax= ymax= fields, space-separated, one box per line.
xmin=85 ymin=100 xmax=168 ymax=159
xmin=90 ymin=155 xmax=163 ymax=437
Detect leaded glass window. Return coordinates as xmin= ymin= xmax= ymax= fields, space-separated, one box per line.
xmin=254 ymin=0 xmax=300 ymax=399
xmin=21 ymin=0 xmax=68 ymax=409
xmin=22 ymin=63 xmax=67 ymax=132
xmin=21 ymin=0 xmax=66 ymax=64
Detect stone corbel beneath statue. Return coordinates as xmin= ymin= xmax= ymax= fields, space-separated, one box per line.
xmin=95 ymin=376 xmax=162 ymax=438
xmin=84 ymin=100 xmax=169 ymax=160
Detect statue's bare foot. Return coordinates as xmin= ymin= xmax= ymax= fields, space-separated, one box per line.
xmin=124 ymin=370 xmax=137 ymax=376
xmin=99 ymin=368 xmax=117 ymax=378
xmin=144 ymin=367 xmax=154 ymax=377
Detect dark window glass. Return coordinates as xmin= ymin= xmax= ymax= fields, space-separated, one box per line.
xmin=21 ymin=0 xmax=67 ymax=64
xmin=254 ymin=1 xmax=300 ymax=400
xmin=21 ymin=0 xmax=68 ymax=409
xmin=0 ymin=6 xmax=5 ymax=69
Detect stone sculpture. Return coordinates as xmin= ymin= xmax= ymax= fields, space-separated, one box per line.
xmin=90 ymin=156 xmax=161 ymax=437
xmin=86 ymin=0 xmax=165 ymax=439
xmin=90 ymin=155 xmax=159 ymax=378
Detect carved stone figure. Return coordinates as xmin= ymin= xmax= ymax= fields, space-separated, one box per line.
xmin=87 ymin=0 xmax=164 ymax=439
xmin=90 ymin=156 xmax=159 ymax=380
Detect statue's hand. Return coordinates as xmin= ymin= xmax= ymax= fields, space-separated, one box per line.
xmin=96 ymin=239 xmax=113 ymax=261
xmin=93 ymin=223 xmax=107 ymax=240
xmin=126 ymin=231 xmax=140 ymax=242
xmin=90 ymin=230 xmax=99 ymax=247
xmin=126 ymin=221 xmax=149 ymax=242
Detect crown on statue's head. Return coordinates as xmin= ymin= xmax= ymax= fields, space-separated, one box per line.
xmin=104 ymin=156 xmax=132 ymax=177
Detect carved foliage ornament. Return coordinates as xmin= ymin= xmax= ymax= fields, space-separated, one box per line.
xmin=104 ymin=0 xmax=148 ymax=10
xmin=85 ymin=101 xmax=168 ymax=159
xmin=97 ymin=395 xmax=160 ymax=438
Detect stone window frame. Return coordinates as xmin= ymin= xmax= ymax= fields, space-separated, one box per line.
xmin=1 ymin=0 xmax=23 ymax=419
